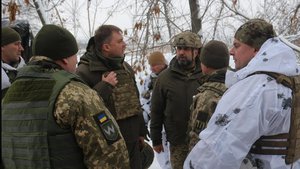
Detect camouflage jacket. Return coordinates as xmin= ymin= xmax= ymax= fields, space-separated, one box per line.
xmin=55 ymin=81 xmax=130 ymax=169
xmin=8 ymin=56 xmax=130 ymax=169
xmin=187 ymin=69 xmax=227 ymax=151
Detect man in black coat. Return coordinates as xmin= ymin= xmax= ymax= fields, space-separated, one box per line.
xmin=150 ymin=31 xmax=203 ymax=169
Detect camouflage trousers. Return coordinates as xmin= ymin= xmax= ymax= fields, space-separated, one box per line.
xmin=169 ymin=143 xmax=189 ymax=169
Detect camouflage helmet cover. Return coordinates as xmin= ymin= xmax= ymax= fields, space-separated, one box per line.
xmin=172 ymin=31 xmax=202 ymax=48
xmin=234 ymin=18 xmax=276 ymax=50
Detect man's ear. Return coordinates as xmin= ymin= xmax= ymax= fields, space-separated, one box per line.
xmin=55 ymin=58 xmax=68 ymax=68
xmin=193 ymin=48 xmax=199 ymax=57
xmin=102 ymin=44 xmax=110 ymax=52
xmin=61 ymin=58 xmax=68 ymax=64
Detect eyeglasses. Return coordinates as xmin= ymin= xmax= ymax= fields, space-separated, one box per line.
xmin=176 ymin=46 xmax=192 ymax=51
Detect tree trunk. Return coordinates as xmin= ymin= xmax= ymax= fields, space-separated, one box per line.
xmin=189 ymin=0 xmax=202 ymax=35
xmin=33 ymin=0 xmax=48 ymax=25
xmin=163 ymin=0 xmax=174 ymax=52
xmin=142 ymin=4 xmax=153 ymax=57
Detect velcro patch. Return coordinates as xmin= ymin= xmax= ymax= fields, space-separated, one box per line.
xmin=93 ymin=112 xmax=120 ymax=145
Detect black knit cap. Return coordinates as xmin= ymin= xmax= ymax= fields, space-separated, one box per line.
xmin=200 ymin=40 xmax=229 ymax=69
xmin=32 ymin=24 xmax=78 ymax=60
xmin=2 ymin=27 xmax=21 ymax=46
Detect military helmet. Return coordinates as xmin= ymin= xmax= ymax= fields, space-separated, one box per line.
xmin=141 ymin=142 xmax=154 ymax=169
xmin=172 ymin=31 xmax=202 ymax=48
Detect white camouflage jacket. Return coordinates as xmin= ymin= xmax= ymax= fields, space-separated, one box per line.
xmin=1 ymin=57 xmax=26 ymax=90
xmin=184 ymin=37 xmax=300 ymax=169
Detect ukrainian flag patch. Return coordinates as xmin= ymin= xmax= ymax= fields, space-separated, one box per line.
xmin=93 ymin=111 xmax=120 ymax=145
xmin=97 ymin=113 xmax=108 ymax=123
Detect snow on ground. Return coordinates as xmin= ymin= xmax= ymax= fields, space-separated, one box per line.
xmin=147 ymin=139 xmax=163 ymax=169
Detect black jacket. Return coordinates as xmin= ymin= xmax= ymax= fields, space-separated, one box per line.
xmin=150 ymin=56 xmax=202 ymax=146
xmin=76 ymin=45 xmax=146 ymax=143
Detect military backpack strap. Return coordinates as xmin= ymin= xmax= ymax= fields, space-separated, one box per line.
xmin=248 ymin=71 xmax=300 ymax=164
xmin=286 ymin=73 xmax=300 ymax=164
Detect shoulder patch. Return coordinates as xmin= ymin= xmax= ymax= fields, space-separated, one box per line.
xmin=93 ymin=112 xmax=120 ymax=145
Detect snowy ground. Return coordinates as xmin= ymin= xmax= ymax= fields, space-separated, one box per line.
xmin=148 ymin=144 xmax=163 ymax=169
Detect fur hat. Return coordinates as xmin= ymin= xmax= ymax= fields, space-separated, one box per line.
xmin=32 ymin=24 xmax=78 ymax=60
xmin=200 ymin=40 xmax=229 ymax=69
xmin=148 ymin=51 xmax=167 ymax=66
xmin=234 ymin=19 xmax=276 ymax=49
xmin=2 ymin=27 xmax=21 ymax=46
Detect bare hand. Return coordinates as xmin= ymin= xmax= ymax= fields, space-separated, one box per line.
xmin=153 ymin=144 xmax=164 ymax=153
xmin=139 ymin=136 xmax=145 ymax=149
xmin=102 ymin=71 xmax=118 ymax=86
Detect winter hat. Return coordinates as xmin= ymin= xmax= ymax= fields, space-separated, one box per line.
xmin=148 ymin=51 xmax=167 ymax=66
xmin=234 ymin=19 xmax=276 ymax=50
xmin=32 ymin=24 xmax=78 ymax=60
xmin=200 ymin=40 xmax=229 ymax=69
xmin=2 ymin=27 xmax=21 ymax=46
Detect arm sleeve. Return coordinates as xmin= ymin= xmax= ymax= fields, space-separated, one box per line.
xmin=139 ymin=113 xmax=147 ymax=137
xmin=93 ymin=80 xmax=114 ymax=104
xmin=75 ymin=65 xmax=113 ymax=105
xmin=54 ymin=81 xmax=129 ymax=168
xmin=150 ymin=77 xmax=165 ymax=146
xmin=187 ymin=90 xmax=219 ymax=149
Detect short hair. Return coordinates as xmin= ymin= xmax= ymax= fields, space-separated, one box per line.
xmin=94 ymin=25 xmax=122 ymax=51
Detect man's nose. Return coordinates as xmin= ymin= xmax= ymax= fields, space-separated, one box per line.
xmin=229 ymin=47 xmax=234 ymax=56
xmin=19 ymin=45 xmax=24 ymax=51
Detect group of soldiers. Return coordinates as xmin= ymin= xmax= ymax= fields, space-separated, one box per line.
xmin=2 ymin=18 xmax=300 ymax=169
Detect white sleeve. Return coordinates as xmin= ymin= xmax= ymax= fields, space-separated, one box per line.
xmin=2 ymin=68 xmax=11 ymax=90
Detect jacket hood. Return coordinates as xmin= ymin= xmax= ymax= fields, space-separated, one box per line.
xmin=226 ymin=37 xmax=300 ymax=87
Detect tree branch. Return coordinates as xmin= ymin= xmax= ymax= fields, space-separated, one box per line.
xmin=221 ymin=0 xmax=250 ymax=20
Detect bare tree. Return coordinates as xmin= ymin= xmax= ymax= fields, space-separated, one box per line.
xmin=189 ymin=0 xmax=202 ymax=35
xmin=2 ymin=0 xmax=299 ymax=63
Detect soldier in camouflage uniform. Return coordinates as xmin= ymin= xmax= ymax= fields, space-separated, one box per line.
xmin=187 ymin=40 xmax=229 ymax=151
xmin=2 ymin=24 xmax=130 ymax=169
xmin=76 ymin=25 xmax=146 ymax=169
xmin=184 ymin=19 xmax=300 ymax=169
xmin=150 ymin=31 xmax=203 ymax=169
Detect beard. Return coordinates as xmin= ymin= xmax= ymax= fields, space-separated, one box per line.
xmin=177 ymin=56 xmax=193 ymax=69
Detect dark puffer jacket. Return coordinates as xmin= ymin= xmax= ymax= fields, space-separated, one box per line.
xmin=150 ymin=56 xmax=203 ymax=146
xmin=76 ymin=46 xmax=146 ymax=143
